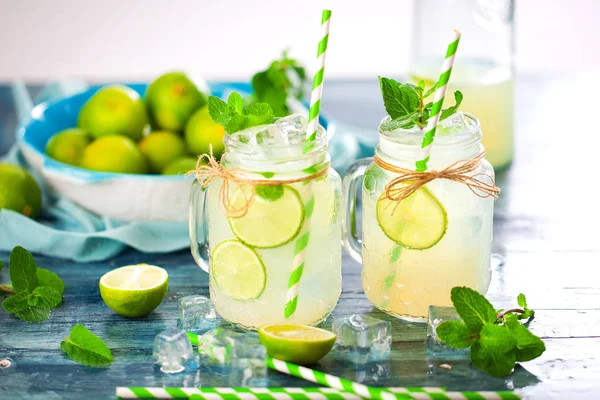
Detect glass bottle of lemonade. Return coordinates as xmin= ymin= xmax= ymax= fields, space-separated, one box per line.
xmin=410 ymin=0 xmax=514 ymax=170
xmin=189 ymin=115 xmax=342 ymax=330
xmin=342 ymin=82 xmax=496 ymax=322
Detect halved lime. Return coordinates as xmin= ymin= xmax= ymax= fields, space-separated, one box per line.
xmin=228 ymin=185 xmax=304 ymax=248
xmin=376 ymin=186 xmax=447 ymax=250
xmin=99 ymin=264 xmax=168 ymax=317
xmin=211 ymin=240 xmax=266 ymax=301
xmin=258 ymin=324 xmax=336 ymax=365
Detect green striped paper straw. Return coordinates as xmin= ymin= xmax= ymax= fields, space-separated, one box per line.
xmin=284 ymin=9 xmax=332 ymax=319
xmin=415 ymin=29 xmax=461 ymax=172
xmin=267 ymin=356 xmax=520 ymax=400
xmin=116 ymin=387 xmax=362 ymax=399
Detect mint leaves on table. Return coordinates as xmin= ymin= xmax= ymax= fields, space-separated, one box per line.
xmin=437 ymin=287 xmax=545 ymax=378
xmin=208 ymin=92 xmax=274 ymax=134
xmin=60 ymin=324 xmax=113 ymax=367
xmin=378 ymin=77 xmax=463 ymax=131
xmin=251 ymin=50 xmax=307 ymax=117
xmin=1 ymin=246 xmax=64 ymax=322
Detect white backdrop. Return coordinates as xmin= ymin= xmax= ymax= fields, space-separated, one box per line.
xmin=0 ymin=0 xmax=598 ymax=82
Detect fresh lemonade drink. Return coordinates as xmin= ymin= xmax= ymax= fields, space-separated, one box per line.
xmin=361 ymin=115 xmax=493 ymax=320
xmin=190 ymin=112 xmax=342 ymax=330
xmin=410 ymin=58 xmax=514 ymax=170
xmin=342 ymin=78 xmax=496 ymax=322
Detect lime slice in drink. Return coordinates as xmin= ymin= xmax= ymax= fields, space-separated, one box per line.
xmin=99 ymin=264 xmax=168 ymax=318
xmin=211 ymin=240 xmax=266 ymax=301
xmin=229 ymin=185 xmax=304 ymax=248
xmin=258 ymin=324 xmax=336 ymax=365
xmin=376 ymin=187 xmax=448 ymax=250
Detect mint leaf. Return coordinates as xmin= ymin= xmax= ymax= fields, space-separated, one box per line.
xmin=505 ymin=314 xmax=545 ymax=361
xmin=60 ymin=324 xmax=113 ymax=367
xmin=207 ymin=96 xmax=231 ymax=126
xmin=0 ymin=260 xmax=3 ymax=273
xmin=251 ymin=51 xmax=307 ymax=116
xmin=471 ymin=324 xmax=517 ymax=377
xmin=259 ymin=172 xmax=275 ymax=179
xmin=451 ymin=286 xmax=496 ymax=333
xmin=3 ymin=292 xmax=52 ymax=322
xmin=439 ymin=91 xmax=464 ymax=121
xmin=2 ymin=292 xmax=29 ymax=313
xmin=380 ymin=111 xmax=425 ymax=131
xmin=389 ymin=247 xmax=402 ymax=263
xmin=14 ymin=306 xmax=51 ymax=322
xmin=243 ymin=103 xmax=274 ymax=128
xmin=378 ymin=77 xmax=420 ymax=119
xmin=36 ymin=268 xmax=65 ymax=295
xmin=226 ymin=114 xmax=247 ymax=134
xmin=9 ymin=246 xmax=38 ymax=293
xmin=517 ymin=293 xmax=527 ymax=308
xmin=28 ymin=286 xmax=62 ymax=308
xmin=227 ymin=92 xmax=244 ymax=115
xmin=423 ymin=82 xmax=438 ymax=98
xmin=436 ymin=320 xmax=476 ymax=349
xmin=255 ymin=185 xmax=284 ymax=201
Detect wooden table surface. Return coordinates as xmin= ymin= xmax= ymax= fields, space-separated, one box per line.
xmin=1 ymin=74 xmax=599 ymax=399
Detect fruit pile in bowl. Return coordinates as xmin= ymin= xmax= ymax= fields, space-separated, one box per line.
xmin=18 ymin=72 xmax=227 ymax=222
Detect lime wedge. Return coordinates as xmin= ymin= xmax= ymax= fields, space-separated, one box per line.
xmin=99 ymin=264 xmax=168 ymax=318
xmin=211 ymin=240 xmax=266 ymax=301
xmin=376 ymin=187 xmax=447 ymax=250
xmin=228 ymin=185 xmax=304 ymax=248
xmin=258 ymin=324 xmax=336 ymax=365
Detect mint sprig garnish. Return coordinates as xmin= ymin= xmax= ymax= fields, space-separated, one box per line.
xmin=60 ymin=324 xmax=113 ymax=367
xmin=437 ymin=287 xmax=545 ymax=377
xmin=1 ymin=246 xmax=64 ymax=322
xmin=208 ymin=92 xmax=274 ymax=134
xmin=378 ymin=76 xmax=463 ymax=131
xmin=251 ymin=50 xmax=307 ymax=116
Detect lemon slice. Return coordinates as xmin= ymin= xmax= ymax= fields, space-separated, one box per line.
xmin=376 ymin=186 xmax=448 ymax=250
xmin=258 ymin=324 xmax=336 ymax=365
xmin=211 ymin=240 xmax=266 ymax=301
xmin=99 ymin=264 xmax=168 ymax=318
xmin=228 ymin=185 xmax=304 ymax=248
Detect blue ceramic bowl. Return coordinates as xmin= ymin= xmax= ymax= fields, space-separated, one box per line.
xmin=17 ymin=82 xmax=333 ymax=222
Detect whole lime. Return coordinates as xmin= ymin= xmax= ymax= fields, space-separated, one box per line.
xmin=185 ymin=106 xmax=225 ymax=158
xmin=162 ymin=157 xmax=199 ymax=175
xmin=138 ymin=131 xmax=187 ymax=173
xmin=0 ymin=164 xmax=42 ymax=218
xmin=146 ymin=72 xmax=208 ymax=132
xmin=80 ymin=136 xmax=148 ymax=174
xmin=45 ymin=128 xmax=91 ymax=166
xmin=78 ymin=85 xmax=148 ymax=140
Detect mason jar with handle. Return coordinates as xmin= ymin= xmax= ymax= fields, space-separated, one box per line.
xmin=189 ymin=118 xmax=342 ymax=330
xmin=343 ymin=113 xmax=498 ymax=322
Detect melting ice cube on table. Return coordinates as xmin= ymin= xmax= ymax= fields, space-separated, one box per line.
xmin=153 ymin=328 xmax=198 ymax=374
xmin=178 ymin=295 xmax=218 ymax=333
xmin=427 ymin=306 xmax=469 ymax=359
xmin=332 ymin=314 xmax=392 ymax=364
xmin=275 ymin=113 xmax=308 ymax=145
xmin=197 ymin=328 xmax=266 ymax=386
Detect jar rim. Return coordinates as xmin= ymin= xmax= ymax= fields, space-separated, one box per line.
xmin=377 ymin=112 xmax=482 ymax=148
xmin=223 ymin=123 xmax=328 ymax=159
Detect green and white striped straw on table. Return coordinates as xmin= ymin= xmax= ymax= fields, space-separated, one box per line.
xmin=116 ymin=387 xmax=362 ymax=399
xmin=284 ymin=8 xmax=332 ymax=319
xmin=267 ymin=356 xmax=520 ymax=400
xmin=415 ymin=29 xmax=461 ymax=172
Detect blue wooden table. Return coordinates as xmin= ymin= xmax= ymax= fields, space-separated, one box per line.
xmin=2 ymin=76 xmax=599 ymax=399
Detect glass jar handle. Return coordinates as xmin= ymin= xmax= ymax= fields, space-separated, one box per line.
xmin=342 ymin=157 xmax=372 ymax=263
xmin=189 ymin=180 xmax=210 ymax=273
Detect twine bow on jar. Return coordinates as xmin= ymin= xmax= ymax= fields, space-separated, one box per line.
xmin=374 ymin=152 xmax=500 ymax=208
xmin=187 ymin=147 xmax=329 ymax=219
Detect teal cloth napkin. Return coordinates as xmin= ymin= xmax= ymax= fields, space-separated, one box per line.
xmin=0 ymin=81 xmax=376 ymax=262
